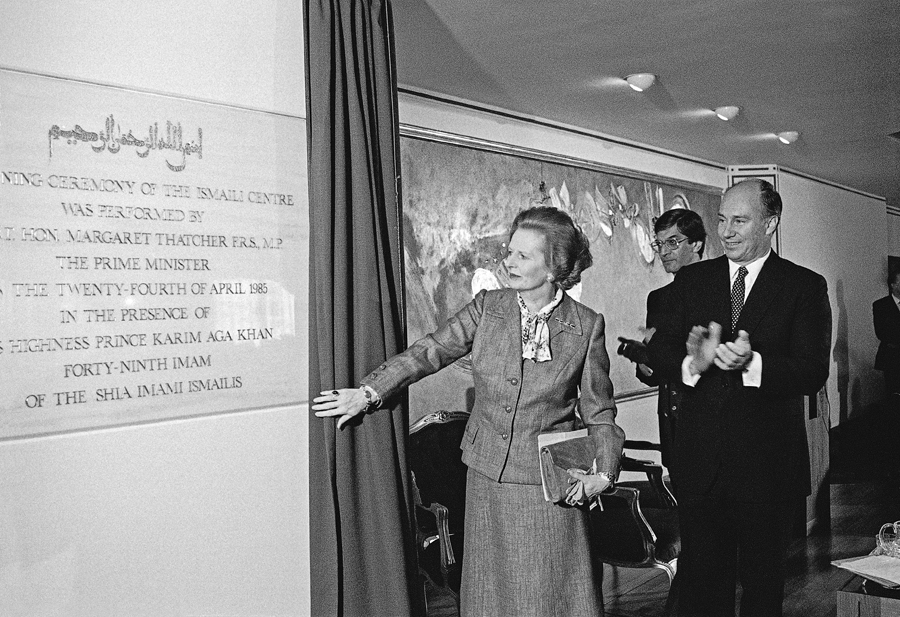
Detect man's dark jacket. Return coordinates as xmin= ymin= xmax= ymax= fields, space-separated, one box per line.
xmin=637 ymin=281 xmax=682 ymax=471
xmin=648 ymin=253 xmax=832 ymax=502
xmin=873 ymin=294 xmax=900 ymax=372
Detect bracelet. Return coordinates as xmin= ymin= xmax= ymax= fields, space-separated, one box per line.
xmin=596 ymin=471 xmax=615 ymax=491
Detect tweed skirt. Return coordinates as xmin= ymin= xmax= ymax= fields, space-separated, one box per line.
xmin=460 ymin=468 xmax=604 ymax=617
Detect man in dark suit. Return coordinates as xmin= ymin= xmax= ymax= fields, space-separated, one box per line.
xmin=618 ymin=208 xmax=706 ymax=490
xmin=873 ymin=270 xmax=900 ymax=396
xmin=649 ymin=179 xmax=832 ymax=616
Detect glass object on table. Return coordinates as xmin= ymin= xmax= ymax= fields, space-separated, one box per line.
xmin=876 ymin=521 xmax=900 ymax=558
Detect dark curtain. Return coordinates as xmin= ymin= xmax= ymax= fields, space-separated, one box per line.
xmin=305 ymin=1 xmax=422 ymax=616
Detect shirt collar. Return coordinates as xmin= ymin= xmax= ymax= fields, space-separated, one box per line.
xmin=728 ymin=249 xmax=771 ymax=281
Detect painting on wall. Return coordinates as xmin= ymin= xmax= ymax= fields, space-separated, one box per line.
xmin=399 ymin=128 xmax=724 ymax=421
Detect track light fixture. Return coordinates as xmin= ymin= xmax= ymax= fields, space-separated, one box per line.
xmin=625 ymin=73 xmax=656 ymax=92
xmin=714 ymin=106 xmax=740 ymax=121
xmin=777 ymin=131 xmax=800 ymax=144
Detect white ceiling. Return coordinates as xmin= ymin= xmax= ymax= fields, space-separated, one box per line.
xmin=392 ymin=0 xmax=900 ymax=206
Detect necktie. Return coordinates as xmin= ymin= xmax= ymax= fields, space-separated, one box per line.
xmin=731 ymin=266 xmax=748 ymax=330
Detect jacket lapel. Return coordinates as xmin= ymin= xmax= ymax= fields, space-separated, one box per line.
xmin=709 ymin=257 xmax=734 ymax=337
xmin=488 ymin=290 xmax=525 ymax=359
xmin=735 ymin=252 xmax=786 ymax=337
xmin=549 ymin=291 xmax=584 ymax=341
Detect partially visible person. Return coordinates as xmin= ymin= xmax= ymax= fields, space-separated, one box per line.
xmin=313 ymin=206 xmax=625 ymax=617
xmin=618 ymin=208 xmax=706 ymax=490
xmin=648 ymin=179 xmax=832 ymax=616
xmin=874 ymin=269 xmax=900 ymax=396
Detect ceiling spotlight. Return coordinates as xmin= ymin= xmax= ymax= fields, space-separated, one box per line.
xmin=777 ymin=131 xmax=800 ymax=144
xmin=714 ymin=105 xmax=740 ymax=121
xmin=625 ymin=73 xmax=656 ymax=92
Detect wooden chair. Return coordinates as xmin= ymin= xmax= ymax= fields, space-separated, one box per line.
xmin=619 ymin=440 xmax=677 ymax=509
xmin=590 ymin=457 xmax=680 ymax=612
xmin=409 ymin=410 xmax=470 ymax=611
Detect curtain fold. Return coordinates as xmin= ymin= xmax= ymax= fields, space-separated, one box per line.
xmin=305 ymin=0 xmax=422 ymax=615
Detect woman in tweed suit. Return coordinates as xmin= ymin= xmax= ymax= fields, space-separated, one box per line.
xmin=313 ymin=206 xmax=624 ymax=616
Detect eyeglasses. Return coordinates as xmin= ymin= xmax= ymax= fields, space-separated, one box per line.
xmin=650 ymin=237 xmax=690 ymax=253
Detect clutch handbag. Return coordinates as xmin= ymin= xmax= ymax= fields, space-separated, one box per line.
xmin=538 ymin=429 xmax=596 ymax=503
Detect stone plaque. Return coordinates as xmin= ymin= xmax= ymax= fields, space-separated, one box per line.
xmin=0 ymin=69 xmax=308 ymax=438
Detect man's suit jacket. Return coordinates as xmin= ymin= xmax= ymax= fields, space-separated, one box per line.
xmin=648 ymin=253 xmax=832 ymax=502
xmin=362 ymin=288 xmax=624 ymax=485
xmin=873 ymin=294 xmax=900 ymax=371
xmin=636 ymin=282 xmax=683 ymax=470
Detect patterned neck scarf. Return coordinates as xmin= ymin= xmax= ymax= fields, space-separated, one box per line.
xmin=517 ymin=288 xmax=564 ymax=362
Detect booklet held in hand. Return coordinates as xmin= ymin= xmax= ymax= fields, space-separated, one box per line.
xmin=538 ymin=429 xmax=597 ymax=503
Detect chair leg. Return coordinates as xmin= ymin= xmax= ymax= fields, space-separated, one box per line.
xmin=419 ymin=571 xmax=429 ymax=616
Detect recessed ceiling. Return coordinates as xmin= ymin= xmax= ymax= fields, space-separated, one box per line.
xmin=392 ymin=0 xmax=900 ymax=206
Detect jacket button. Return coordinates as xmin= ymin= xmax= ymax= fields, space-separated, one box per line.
xmin=501 ymin=433 xmax=508 ymax=440
xmin=379 ymin=364 xmax=387 ymax=370
xmin=509 ymin=377 xmax=519 ymax=385
xmin=504 ymin=405 xmax=512 ymax=413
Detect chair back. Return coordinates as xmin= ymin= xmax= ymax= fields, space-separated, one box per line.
xmin=590 ymin=487 xmax=658 ymax=568
xmin=409 ymin=410 xmax=470 ymax=528
xmin=409 ymin=410 xmax=470 ymax=603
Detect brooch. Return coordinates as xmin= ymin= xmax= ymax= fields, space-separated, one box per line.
xmin=554 ymin=317 xmax=576 ymax=329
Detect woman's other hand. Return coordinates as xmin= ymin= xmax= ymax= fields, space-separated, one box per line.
xmin=312 ymin=388 xmax=368 ymax=429
xmin=565 ymin=469 xmax=612 ymax=505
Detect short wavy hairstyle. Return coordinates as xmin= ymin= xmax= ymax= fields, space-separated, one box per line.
xmin=509 ymin=206 xmax=593 ymax=291
xmin=653 ymin=208 xmax=707 ymax=257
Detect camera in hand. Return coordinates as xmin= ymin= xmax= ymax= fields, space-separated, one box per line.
xmin=617 ymin=337 xmax=649 ymax=365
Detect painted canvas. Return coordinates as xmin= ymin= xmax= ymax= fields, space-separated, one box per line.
xmin=400 ymin=131 xmax=723 ymax=422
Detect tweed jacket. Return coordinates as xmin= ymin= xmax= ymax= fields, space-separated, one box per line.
xmin=362 ymin=288 xmax=622 ymax=485
xmin=648 ymin=253 xmax=832 ymax=502
xmin=873 ymin=294 xmax=900 ymax=371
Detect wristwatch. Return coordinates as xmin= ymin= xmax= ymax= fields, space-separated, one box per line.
xmin=359 ymin=385 xmax=380 ymax=412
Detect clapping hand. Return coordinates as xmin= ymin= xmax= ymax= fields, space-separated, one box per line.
xmin=686 ymin=321 xmax=722 ymax=375
xmin=715 ymin=330 xmax=753 ymax=371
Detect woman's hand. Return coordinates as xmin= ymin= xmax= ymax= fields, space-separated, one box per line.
xmin=312 ymin=388 xmax=369 ymax=429
xmin=565 ymin=469 xmax=611 ymax=506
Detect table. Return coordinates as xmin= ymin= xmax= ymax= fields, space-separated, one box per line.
xmin=836 ymin=576 xmax=900 ymax=616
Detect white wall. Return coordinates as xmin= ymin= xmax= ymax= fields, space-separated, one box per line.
xmin=0 ymin=2 xmax=310 ymax=616
xmin=778 ymin=172 xmax=888 ymax=424
xmin=0 ymin=0 xmax=305 ymax=118
xmin=888 ymin=209 xmax=900 ymax=262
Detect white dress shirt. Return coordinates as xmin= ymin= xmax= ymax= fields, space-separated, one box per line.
xmin=682 ymin=251 xmax=772 ymax=388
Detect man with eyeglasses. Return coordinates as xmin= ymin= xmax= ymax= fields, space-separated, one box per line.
xmin=618 ymin=208 xmax=706 ymax=492
xmin=648 ymin=179 xmax=831 ymax=616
